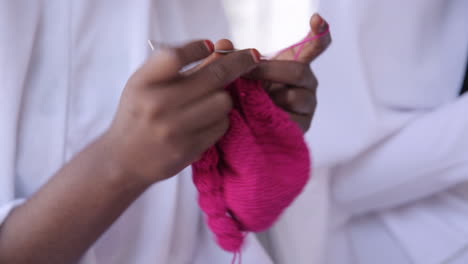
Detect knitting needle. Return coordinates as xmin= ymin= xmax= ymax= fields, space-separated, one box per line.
xmin=213 ymin=49 xmax=241 ymax=54
xmin=148 ymin=40 xmax=242 ymax=54
xmin=147 ymin=40 xmax=156 ymax=51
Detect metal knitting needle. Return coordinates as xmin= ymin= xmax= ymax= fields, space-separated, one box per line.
xmin=148 ymin=40 xmax=156 ymax=51
xmin=213 ymin=49 xmax=241 ymax=54
xmin=148 ymin=40 xmax=240 ymax=54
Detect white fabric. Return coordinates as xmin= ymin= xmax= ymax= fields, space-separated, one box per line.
xmin=308 ymin=0 xmax=468 ymax=263
xmin=263 ymin=168 xmax=330 ymax=264
xmin=0 ymin=1 xmax=273 ymax=263
xmin=0 ymin=200 xmax=25 ymax=225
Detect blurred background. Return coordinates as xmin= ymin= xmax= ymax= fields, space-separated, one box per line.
xmin=223 ymin=0 xmax=319 ymax=54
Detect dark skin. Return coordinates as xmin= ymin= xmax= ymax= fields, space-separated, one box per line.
xmin=0 ymin=14 xmax=330 ymax=264
xmin=257 ymin=13 xmax=331 ymax=131
xmin=200 ymin=14 xmax=331 ymax=131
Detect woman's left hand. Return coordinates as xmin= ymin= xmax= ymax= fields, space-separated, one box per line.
xmin=186 ymin=14 xmax=331 ymax=132
xmin=248 ymin=13 xmax=331 ymax=132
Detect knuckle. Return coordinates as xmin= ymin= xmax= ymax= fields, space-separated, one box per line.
xmin=193 ymin=41 xmax=209 ymax=56
xmin=208 ymin=63 xmax=229 ymax=82
xmin=309 ymin=93 xmax=317 ymax=109
xmin=292 ymin=64 xmax=309 ymax=83
xmin=288 ymin=90 xmax=300 ymax=105
xmin=214 ymin=92 xmax=233 ymax=113
xmin=285 ymin=97 xmax=297 ymax=110
xmin=156 ymin=122 xmax=172 ymax=139
xmin=312 ymin=40 xmax=325 ymax=52
xmin=169 ymin=148 xmax=186 ymax=164
xmin=302 ymin=91 xmax=317 ymax=111
xmin=308 ymin=96 xmax=318 ymax=115
xmin=313 ymin=78 xmax=319 ymax=90
xmin=140 ymin=97 xmax=157 ymax=115
xmin=301 ymin=67 xmax=316 ymax=88
xmin=309 ymin=72 xmax=319 ymax=90
xmin=237 ymin=52 xmax=255 ymax=67
xmin=172 ymin=47 xmax=187 ymax=64
xmin=156 ymin=121 xmax=178 ymax=143
xmin=249 ymin=62 xmax=266 ymax=76
xmin=322 ymin=35 xmax=332 ymax=49
xmin=145 ymin=92 xmax=166 ymax=116
xmin=125 ymin=92 xmax=159 ymax=119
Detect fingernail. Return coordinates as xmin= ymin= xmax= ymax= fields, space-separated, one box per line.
xmin=250 ymin=49 xmax=261 ymax=63
xmin=204 ymin=40 xmax=215 ymax=53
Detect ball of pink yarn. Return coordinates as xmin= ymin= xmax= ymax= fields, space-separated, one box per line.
xmin=192 ymin=79 xmax=311 ymax=252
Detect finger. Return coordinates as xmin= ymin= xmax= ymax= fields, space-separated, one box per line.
xmin=297 ymin=14 xmax=331 ymax=63
xmin=191 ymin=118 xmax=230 ymax=157
xmin=215 ymin=39 xmax=235 ymax=51
xmin=274 ymin=14 xmax=331 ymax=63
xmin=199 ymin=39 xmax=236 ymax=67
xmin=135 ymin=40 xmax=214 ymax=84
xmin=271 ymin=88 xmax=317 ymax=115
xmin=190 ymin=48 xmax=260 ymax=90
xmin=183 ymin=39 xmax=235 ymax=75
xmin=177 ymin=90 xmax=233 ymax=131
xmin=246 ymin=61 xmax=317 ymax=90
xmin=289 ymin=114 xmax=313 ymax=133
xmin=176 ymin=117 xmax=229 ymax=166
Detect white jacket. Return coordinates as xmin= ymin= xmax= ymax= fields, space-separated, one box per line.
xmin=308 ymin=0 xmax=468 ymax=263
xmin=0 ymin=1 xmax=273 ymax=263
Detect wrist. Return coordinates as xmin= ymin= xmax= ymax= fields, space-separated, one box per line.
xmin=92 ymin=134 xmax=154 ymax=192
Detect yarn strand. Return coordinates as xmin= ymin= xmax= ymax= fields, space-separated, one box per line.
xmin=231 ymin=252 xmax=237 ymax=264
xmin=275 ymin=29 xmax=330 ymax=60
xmin=231 ymin=251 xmax=242 ymax=264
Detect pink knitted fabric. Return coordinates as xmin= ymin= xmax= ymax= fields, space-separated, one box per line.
xmin=192 ymin=78 xmax=311 ymax=252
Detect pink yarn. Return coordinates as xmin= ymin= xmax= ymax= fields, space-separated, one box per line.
xmin=274 ymin=29 xmax=330 ymax=60
xmin=192 ymin=79 xmax=311 ymax=252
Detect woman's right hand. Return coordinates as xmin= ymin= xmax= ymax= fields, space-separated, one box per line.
xmin=103 ymin=40 xmax=260 ymax=185
xmin=0 ymin=40 xmax=259 ymax=264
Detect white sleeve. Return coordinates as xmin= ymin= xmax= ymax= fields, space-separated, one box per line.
xmin=0 ymin=199 xmax=25 ymax=225
xmin=331 ymin=95 xmax=468 ymax=215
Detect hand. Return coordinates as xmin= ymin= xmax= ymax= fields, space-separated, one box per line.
xmin=103 ymin=40 xmax=260 ymax=184
xmin=250 ymin=14 xmax=331 ymax=132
